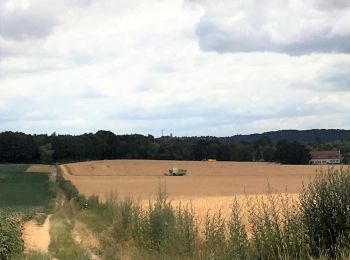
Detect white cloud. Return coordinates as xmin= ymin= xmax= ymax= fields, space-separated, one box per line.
xmin=0 ymin=0 xmax=349 ymax=136
xmin=191 ymin=0 xmax=350 ymax=55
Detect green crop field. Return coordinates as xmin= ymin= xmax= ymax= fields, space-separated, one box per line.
xmin=0 ymin=164 xmax=29 ymax=173
xmin=0 ymin=164 xmax=51 ymax=207
xmin=0 ymin=164 xmax=53 ymax=259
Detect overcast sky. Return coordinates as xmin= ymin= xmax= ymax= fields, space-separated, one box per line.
xmin=0 ymin=0 xmax=349 ymax=136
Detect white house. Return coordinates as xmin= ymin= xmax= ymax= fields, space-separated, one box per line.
xmin=309 ymin=150 xmax=341 ymax=165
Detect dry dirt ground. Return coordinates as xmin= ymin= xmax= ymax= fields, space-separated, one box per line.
xmin=22 ymin=215 xmax=51 ymax=253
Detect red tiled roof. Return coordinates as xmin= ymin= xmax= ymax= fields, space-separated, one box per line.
xmin=310 ymin=150 xmax=341 ymax=159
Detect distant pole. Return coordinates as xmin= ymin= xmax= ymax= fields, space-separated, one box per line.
xmin=161 ymin=129 xmax=164 ymax=137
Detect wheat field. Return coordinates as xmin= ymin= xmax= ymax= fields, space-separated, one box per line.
xmin=60 ymin=160 xmax=329 ymax=221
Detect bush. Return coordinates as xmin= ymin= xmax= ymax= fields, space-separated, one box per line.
xmin=0 ymin=211 xmax=27 ymax=260
xmin=106 ymin=189 xmax=198 ymax=257
xmin=300 ymin=167 xmax=350 ymax=258
xmin=143 ymin=190 xmax=177 ymax=251
xmin=247 ymin=193 xmax=310 ymax=259
xmin=0 ymin=226 xmax=22 ymax=259
xmin=61 ymin=180 xmax=79 ymax=200
xmin=173 ymin=203 xmax=198 ymax=257
xmin=56 ymin=166 xmax=79 ymax=200
xmin=47 ymin=181 xmax=59 ymax=198
xmin=226 ymin=198 xmax=249 ymax=260
xmin=202 ymin=210 xmax=226 ymax=259
xmin=112 ymin=197 xmax=142 ymax=242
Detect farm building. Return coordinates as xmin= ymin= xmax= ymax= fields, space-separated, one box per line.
xmin=309 ymin=150 xmax=341 ymax=165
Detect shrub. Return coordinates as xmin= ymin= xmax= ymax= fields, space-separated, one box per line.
xmin=0 ymin=211 xmax=27 ymax=260
xmin=0 ymin=226 xmax=23 ymax=259
xmin=226 ymin=198 xmax=249 ymax=260
xmin=47 ymin=181 xmax=58 ymax=198
xmin=61 ymin=180 xmax=79 ymax=200
xmin=247 ymin=193 xmax=310 ymax=260
xmin=173 ymin=203 xmax=198 ymax=257
xmin=300 ymin=167 xmax=350 ymax=258
xmin=202 ymin=210 xmax=227 ymax=259
xmin=143 ymin=190 xmax=176 ymax=251
xmin=112 ymin=197 xmax=142 ymax=242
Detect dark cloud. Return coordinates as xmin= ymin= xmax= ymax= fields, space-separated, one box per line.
xmin=319 ymin=65 xmax=350 ymax=91
xmin=0 ymin=5 xmax=58 ymax=40
xmin=315 ymin=0 xmax=350 ymax=10
xmin=0 ymin=43 xmax=17 ymax=59
xmin=196 ymin=15 xmax=350 ymax=55
xmin=192 ymin=0 xmax=350 ymax=55
xmin=64 ymin=0 xmax=95 ymax=7
xmin=0 ymin=0 xmax=97 ymax=40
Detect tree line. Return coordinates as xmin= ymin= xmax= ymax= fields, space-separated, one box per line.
xmin=0 ymin=130 xmax=349 ymax=164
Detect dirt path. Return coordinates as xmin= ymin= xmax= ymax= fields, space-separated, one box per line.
xmin=22 ymin=214 xmax=52 ymax=253
xmin=72 ymin=227 xmax=100 ymax=260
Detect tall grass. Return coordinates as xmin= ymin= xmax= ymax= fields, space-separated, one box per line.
xmin=93 ymin=189 xmax=198 ymax=258
xmin=301 ymin=166 xmax=350 ymax=258
xmin=226 ymin=198 xmax=249 ymax=259
xmin=202 ymin=210 xmax=226 ymax=259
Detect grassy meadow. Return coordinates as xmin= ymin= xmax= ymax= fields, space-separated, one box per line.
xmin=0 ymin=164 xmax=53 ymax=259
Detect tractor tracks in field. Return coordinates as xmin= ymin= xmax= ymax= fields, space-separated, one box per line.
xmin=60 ymin=195 xmax=101 ymax=260
xmin=72 ymin=227 xmax=100 ymax=260
xmin=62 ymin=210 xmax=100 ymax=260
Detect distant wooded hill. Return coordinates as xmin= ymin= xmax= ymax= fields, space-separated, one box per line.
xmin=219 ymin=129 xmax=350 ymax=144
xmin=0 ymin=129 xmax=349 ymax=164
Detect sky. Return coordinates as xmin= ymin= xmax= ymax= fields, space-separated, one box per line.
xmin=0 ymin=0 xmax=349 ymax=137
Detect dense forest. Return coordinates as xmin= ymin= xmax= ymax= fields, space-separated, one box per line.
xmin=0 ymin=129 xmax=349 ymax=165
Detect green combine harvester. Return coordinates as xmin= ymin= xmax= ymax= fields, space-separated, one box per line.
xmin=168 ymin=167 xmax=187 ymax=176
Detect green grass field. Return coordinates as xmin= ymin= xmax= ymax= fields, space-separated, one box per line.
xmin=0 ymin=164 xmax=50 ymax=207
xmin=0 ymin=164 xmax=53 ymax=259
xmin=0 ymin=164 xmax=30 ymax=173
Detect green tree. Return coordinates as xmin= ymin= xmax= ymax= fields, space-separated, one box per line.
xmin=39 ymin=143 xmax=54 ymax=163
xmin=275 ymin=140 xmax=310 ymax=164
xmin=253 ymin=136 xmax=273 ymax=161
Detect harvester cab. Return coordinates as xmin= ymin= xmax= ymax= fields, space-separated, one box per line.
xmin=168 ymin=167 xmax=187 ymax=176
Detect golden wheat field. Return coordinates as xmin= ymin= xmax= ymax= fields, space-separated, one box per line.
xmin=26 ymin=164 xmax=52 ymax=173
xmin=61 ymin=160 xmax=326 ymax=198
xmin=61 ymin=160 xmax=330 ymax=221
